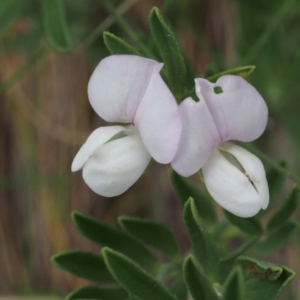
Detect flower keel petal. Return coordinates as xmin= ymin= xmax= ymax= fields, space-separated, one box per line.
xmin=202 ymin=147 xmax=263 ymax=217
xmin=82 ymin=134 xmax=151 ymax=197
xmin=71 ymin=125 xmax=128 ymax=172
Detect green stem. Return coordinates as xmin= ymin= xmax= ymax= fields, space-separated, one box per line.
xmin=241 ymin=0 xmax=295 ymax=64
xmin=240 ymin=142 xmax=300 ymax=185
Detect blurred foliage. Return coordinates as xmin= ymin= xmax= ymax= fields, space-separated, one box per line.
xmin=1 ymin=0 xmax=300 ymax=298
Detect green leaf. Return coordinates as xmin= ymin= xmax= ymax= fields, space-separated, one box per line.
xmin=183 ymin=256 xmax=218 ymax=300
xmin=254 ymin=220 xmax=300 ymax=255
xmin=222 ymin=266 xmax=245 ymax=300
xmin=66 ymin=286 xmax=128 ymax=300
xmin=51 ymin=250 xmax=115 ymax=282
xmin=267 ymin=185 xmax=298 ymax=231
xmin=149 ymin=7 xmax=186 ymax=99
xmin=72 ymin=211 xmax=156 ymax=267
xmin=206 ymin=66 xmax=256 ymax=82
xmin=41 ymin=0 xmax=71 ymax=52
xmin=183 ymin=198 xmax=219 ymax=279
xmin=223 ymin=210 xmax=263 ymax=236
xmin=0 ymin=0 xmax=22 ymax=37
xmin=170 ymin=278 xmax=188 ymax=300
xmin=156 ymin=261 xmax=182 ymax=282
xmin=103 ymin=32 xmax=140 ymax=55
xmin=170 ymin=170 xmax=217 ymax=225
xmin=256 ymin=161 xmax=287 ymax=218
xmin=119 ymin=216 xmax=179 ymax=258
xmin=220 ymin=236 xmax=258 ymax=262
xmin=102 ymin=247 xmax=178 ymax=300
xmin=237 ymin=256 xmax=296 ymax=300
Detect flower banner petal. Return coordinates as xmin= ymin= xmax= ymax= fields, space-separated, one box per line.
xmin=71 ymin=125 xmax=127 ymax=172
xmin=88 ymin=55 xmax=162 ymax=123
xmin=82 ymin=134 xmax=151 ymax=197
xmin=134 ymin=67 xmax=182 ymax=164
xmin=202 ymin=147 xmax=263 ymax=217
xmin=219 ymin=142 xmax=269 ymax=210
xmin=195 ymin=75 xmax=268 ymax=142
xmin=171 ymin=97 xmax=219 ymax=176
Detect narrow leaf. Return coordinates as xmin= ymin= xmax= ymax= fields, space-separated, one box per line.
xmin=256 ymin=161 xmax=287 ymax=218
xmin=41 ymin=0 xmax=71 ymax=52
xmin=223 ymin=210 xmax=263 ymax=236
xmin=220 ymin=236 xmax=258 ymax=262
xmin=51 ymin=250 xmax=115 ymax=282
xmin=170 ymin=278 xmax=188 ymax=300
xmin=102 ymin=247 xmax=178 ymax=300
xmin=170 ymin=170 xmax=216 ymax=224
xmin=222 ymin=266 xmax=245 ymax=300
xmin=183 ymin=198 xmax=219 ymax=279
xmin=237 ymin=256 xmax=296 ymax=300
xmin=0 ymin=0 xmax=22 ymax=37
xmin=72 ymin=211 xmax=156 ymax=267
xmin=66 ymin=286 xmax=128 ymax=300
xmin=103 ymin=31 xmax=140 ymax=55
xmin=254 ymin=220 xmax=300 ymax=255
xmin=119 ymin=216 xmax=179 ymax=258
xmin=149 ymin=7 xmax=186 ymax=98
xmin=267 ymin=185 xmax=298 ymax=231
xmin=206 ymin=65 xmax=256 ymax=82
xmin=183 ymin=256 xmax=218 ymax=300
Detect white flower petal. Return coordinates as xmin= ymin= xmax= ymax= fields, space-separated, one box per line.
xmin=202 ymin=147 xmax=264 ymax=217
xmin=219 ymin=142 xmax=269 ymax=210
xmin=195 ymin=75 xmax=268 ymax=142
xmin=134 ymin=67 xmax=182 ymax=163
xmin=82 ymin=134 xmax=151 ymax=197
xmin=171 ymin=97 xmax=219 ymax=176
xmin=88 ymin=55 xmax=163 ymax=123
xmin=71 ymin=125 xmax=130 ymax=172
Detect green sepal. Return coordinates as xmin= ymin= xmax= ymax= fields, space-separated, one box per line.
xmin=51 ymin=250 xmax=115 ymax=282
xmin=66 ymin=286 xmax=128 ymax=300
xmin=170 ymin=170 xmax=217 ymax=225
xmin=254 ymin=220 xmax=300 ymax=255
xmin=267 ymin=185 xmax=298 ymax=231
xmin=183 ymin=255 xmax=218 ymax=300
xmin=119 ymin=216 xmax=179 ymax=258
xmin=206 ymin=66 xmax=256 ymax=82
xmin=41 ymin=0 xmax=71 ymax=52
xmin=170 ymin=278 xmax=188 ymax=300
xmin=220 ymin=236 xmax=258 ymax=262
xmin=103 ymin=32 xmax=140 ymax=55
xmin=183 ymin=198 xmax=219 ymax=279
xmin=0 ymin=0 xmax=23 ymax=37
xmin=149 ymin=7 xmax=186 ymax=99
xmin=237 ymin=256 xmax=296 ymax=300
xmin=72 ymin=211 xmax=156 ymax=267
xmin=222 ymin=266 xmax=245 ymax=300
xmin=102 ymin=247 xmax=179 ymax=300
xmin=223 ymin=210 xmax=263 ymax=236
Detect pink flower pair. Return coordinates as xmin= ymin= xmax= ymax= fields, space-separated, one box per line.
xmin=72 ymin=55 xmax=269 ymax=218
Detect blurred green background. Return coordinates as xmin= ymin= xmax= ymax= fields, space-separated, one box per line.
xmin=1 ymin=0 xmax=300 ymax=298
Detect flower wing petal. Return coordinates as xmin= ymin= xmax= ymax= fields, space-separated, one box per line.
xmin=202 ymin=147 xmax=263 ymax=217
xmin=82 ymin=134 xmax=151 ymax=197
xmin=71 ymin=125 xmax=127 ymax=172
xmin=171 ymin=97 xmax=219 ymax=176
xmin=88 ymin=55 xmax=162 ymax=123
xmin=134 ymin=67 xmax=182 ymax=163
xmin=195 ymin=75 xmax=268 ymax=142
xmin=219 ymin=142 xmax=269 ymax=210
